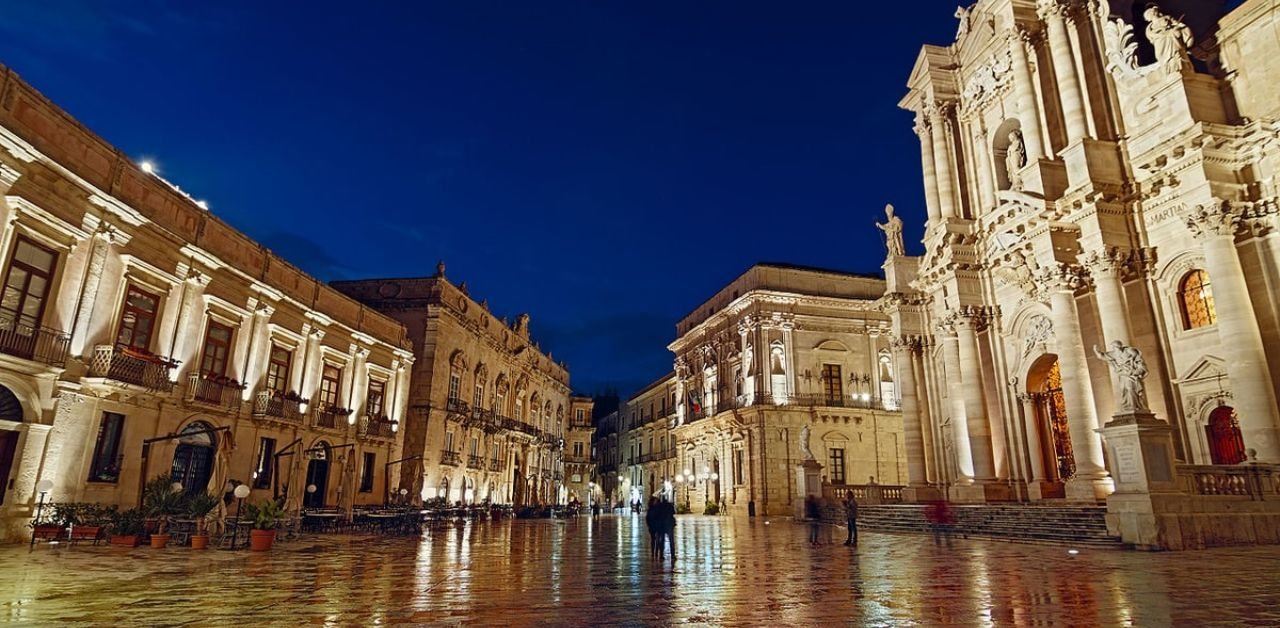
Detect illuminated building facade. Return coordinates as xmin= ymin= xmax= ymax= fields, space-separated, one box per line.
xmin=0 ymin=67 xmax=412 ymax=541
xmin=333 ymin=275 xmax=580 ymax=507
xmin=660 ymin=263 xmax=907 ymax=516
xmin=889 ymin=0 xmax=1280 ymax=505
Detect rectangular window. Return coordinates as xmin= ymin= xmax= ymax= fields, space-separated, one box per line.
xmin=445 ymin=431 xmax=455 ymax=451
xmin=448 ymin=372 xmax=461 ymax=402
xmin=470 ymin=437 xmax=478 ymax=456
xmin=360 ymin=452 xmax=376 ymax=493
xmin=472 ymin=382 xmax=484 ymax=410
xmin=735 ymin=449 xmax=744 ymax=485
xmin=198 ymin=320 xmax=234 ymax=376
xmin=574 ymin=441 xmax=584 ymax=457
xmin=829 ymin=448 xmax=846 ymax=485
xmin=87 ymin=412 xmax=126 ymax=482
xmin=253 ymin=437 xmax=276 ymax=489
xmin=367 ymin=379 xmax=386 ymax=417
xmin=319 ymin=363 xmax=342 ymax=408
xmin=266 ymin=344 xmax=292 ymax=393
xmin=115 ymin=285 xmax=160 ymax=350
xmin=822 ymin=363 xmax=843 ymax=403
xmin=0 ymin=236 xmax=57 ymax=334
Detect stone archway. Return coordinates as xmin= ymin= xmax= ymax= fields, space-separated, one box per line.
xmin=1026 ymin=355 xmax=1075 ymax=488
xmin=171 ymin=421 xmax=218 ymax=495
xmin=0 ymin=384 xmax=25 ymax=507
xmin=1206 ymin=406 xmax=1246 ymax=464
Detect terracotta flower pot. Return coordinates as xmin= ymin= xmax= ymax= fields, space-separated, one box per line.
xmin=249 ymin=528 xmax=276 ymax=552
xmin=150 ymin=533 xmax=171 ymax=549
xmin=111 ymin=534 xmax=141 ymax=547
xmin=190 ymin=533 xmax=209 ymax=550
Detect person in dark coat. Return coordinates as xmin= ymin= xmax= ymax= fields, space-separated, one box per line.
xmin=645 ymin=497 xmax=662 ymax=558
xmin=804 ymin=495 xmax=822 ymax=545
xmin=842 ymin=493 xmax=859 ymax=546
xmin=661 ymin=499 xmax=677 ymax=561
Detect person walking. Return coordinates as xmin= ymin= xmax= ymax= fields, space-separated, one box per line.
xmin=842 ymin=492 xmax=859 ymax=546
xmin=927 ymin=500 xmax=953 ymax=547
xmin=661 ymin=498 xmax=677 ymax=561
xmin=804 ymin=495 xmax=822 ymax=545
xmin=645 ymin=497 xmax=662 ymax=559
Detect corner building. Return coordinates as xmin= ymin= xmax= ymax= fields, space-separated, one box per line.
xmin=333 ymin=275 xmax=579 ymax=507
xmin=0 ymin=67 xmax=412 ymax=541
xmin=665 ymin=263 xmax=906 ymax=517
xmin=890 ymin=0 xmax=1280 ymax=503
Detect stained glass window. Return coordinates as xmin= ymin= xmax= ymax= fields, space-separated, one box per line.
xmin=1179 ymin=270 xmax=1217 ymax=329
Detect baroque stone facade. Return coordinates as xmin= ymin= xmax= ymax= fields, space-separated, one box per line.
xmin=890 ymin=0 xmax=1280 ymax=504
xmin=333 ymin=275 xmax=588 ymax=507
xmin=630 ymin=263 xmax=907 ymax=517
xmin=0 ymin=67 xmax=412 ymax=541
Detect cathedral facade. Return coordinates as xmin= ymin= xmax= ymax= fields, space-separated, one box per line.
xmin=887 ymin=0 xmax=1280 ymax=503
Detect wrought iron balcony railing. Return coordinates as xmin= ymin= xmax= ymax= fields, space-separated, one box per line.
xmin=185 ymin=373 xmax=245 ymax=412
xmin=0 ymin=316 xmax=70 ymax=367
xmin=440 ymin=450 xmax=461 ymax=466
xmin=489 ymin=458 xmax=502 ymax=472
xmin=361 ymin=416 xmax=397 ymax=439
xmin=251 ymin=390 xmax=307 ymax=424
xmin=467 ymin=454 xmax=484 ymax=469
xmin=88 ymin=345 xmax=177 ymax=392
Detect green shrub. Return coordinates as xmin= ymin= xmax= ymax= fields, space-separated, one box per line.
xmin=109 ymin=508 xmax=146 ymax=536
xmin=703 ymin=501 xmax=720 ymax=515
xmin=246 ymin=499 xmax=286 ymax=530
xmin=676 ymin=502 xmax=691 ymax=515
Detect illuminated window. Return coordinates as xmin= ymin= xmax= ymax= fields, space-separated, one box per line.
xmin=822 ymin=364 xmax=843 ymax=403
xmin=265 ymin=344 xmax=291 ymax=393
xmin=198 ymin=320 xmax=233 ymax=376
xmin=366 ymin=379 xmax=386 ymax=417
xmin=0 ymin=236 xmax=57 ymax=334
xmin=1178 ymin=269 xmax=1217 ymax=329
xmin=115 ymin=285 xmax=160 ymax=350
xmin=319 ymin=364 xmax=342 ymax=408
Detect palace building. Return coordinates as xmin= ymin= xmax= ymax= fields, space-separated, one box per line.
xmin=0 ymin=66 xmax=413 ymax=541
xmin=886 ymin=0 xmax=1280 ymax=504
xmin=333 ymin=275 xmax=587 ymax=507
xmin=657 ymin=263 xmax=907 ymax=517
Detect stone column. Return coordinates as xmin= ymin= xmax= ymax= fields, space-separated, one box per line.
xmin=70 ymin=230 xmax=116 ymax=357
xmin=1037 ymin=0 xmax=1089 ymax=144
xmin=243 ymin=304 xmax=274 ymax=392
xmin=915 ymin=338 xmax=938 ymax=483
xmin=954 ymin=310 xmax=997 ymax=481
xmin=1017 ymin=393 xmax=1046 ymax=483
xmin=971 ymin=123 xmax=996 ymax=210
xmin=1009 ymin=28 xmax=1045 ymax=160
xmin=781 ymin=319 xmax=797 ymax=400
xmin=301 ymin=327 xmax=326 ymax=401
xmin=1184 ymin=201 xmax=1280 ymax=460
xmin=915 ymin=114 xmax=943 ymax=222
xmin=928 ymin=102 xmax=959 ymax=219
xmin=9 ymin=423 xmax=52 ymax=506
xmin=893 ymin=336 xmax=928 ymax=486
xmin=937 ymin=322 xmax=975 ymax=482
xmin=168 ymin=268 xmax=210 ymax=368
xmin=1041 ymin=264 xmax=1110 ymax=497
xmin=1082 ymin=248 xmax=1134 ymax=346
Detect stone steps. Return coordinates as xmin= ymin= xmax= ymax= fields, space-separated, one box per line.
xmin=839 ymin=505 xmax=1125 ymax=549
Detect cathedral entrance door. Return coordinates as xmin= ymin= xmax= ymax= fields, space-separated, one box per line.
xmin=1027 ymin=356 xmax=1075 ymax=495
xmin=1206 ymin=406 xmax=1246 ymax=464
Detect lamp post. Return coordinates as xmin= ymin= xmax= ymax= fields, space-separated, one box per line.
xmin=230 ymin=483 xmax=251 ymax=549
xmin=30 ymin=479 xmax=53 ymax=547
xmin=399 ymin=488 xmax=408 ymax=505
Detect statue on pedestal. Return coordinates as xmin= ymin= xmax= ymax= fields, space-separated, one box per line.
xmin=799 ymin=423 xmax=816 ymax=461
xmin=1093 ymin=340 xmax=1150 ymax=414
xmin=1144 ymin=6 xmax=1193 ymax=73
xmin=876 ymin=204 xmax=905 ymax=257
xmin=1005 ymin=129 xmax=1027 ymax=191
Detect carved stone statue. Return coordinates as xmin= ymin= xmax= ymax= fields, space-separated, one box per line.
xmin=876 ymin=204 xmax=905 ymax=257
xmin=1093 ymin=340 xmax=1150 ymax=414
xmin=799 ymin=423 xmax=816 ymax=461
xmin=955 ymin=5 xmax=972 ymax=39
xmin=1005 ymin=129 xmax=1027 ymax=191
xmin=1144 ymin=6 xmax=1193 ymax=73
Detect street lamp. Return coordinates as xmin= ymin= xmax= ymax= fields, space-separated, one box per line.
xmin=230 ymin=483 xmax=251 ymax=549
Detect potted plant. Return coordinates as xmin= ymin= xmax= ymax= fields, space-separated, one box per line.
xmin=109 ymin=508 xmax=146 ymax=547
xmin=142 ymin=475 xmax=185 ymax=548
xmin=185 ymin=491 xmax=220 ymax=550
xmin=29 ymin=503 xmax=65 ymax=542
xmin=70 ymin=504 xmax=116 ymax=543
xmin=245 ymin=499 xmax=285 ymax=551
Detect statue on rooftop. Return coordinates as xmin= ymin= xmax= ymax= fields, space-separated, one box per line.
xmin=1144 ymin=6 xmax=1193 ymax=73
xmin=876 ymin=204 xmax=905 ymax=257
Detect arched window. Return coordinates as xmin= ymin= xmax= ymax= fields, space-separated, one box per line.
xmin=1179 ymin=270 xmax=1217 ymax=329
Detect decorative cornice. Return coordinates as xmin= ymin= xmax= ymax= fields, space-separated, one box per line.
xmin=1182 ymin=198 xmax=1242 ymax=240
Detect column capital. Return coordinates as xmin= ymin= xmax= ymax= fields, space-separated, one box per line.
xmin=1080 ymin=246 xmax=1128 ymax=277
xmin=1183 ymin=199 xmax=1243 ymax=240
xmin=1037 ymin=263 xmax=1089 ymax=293
xmin=1240 ymin=198 xmax=1280 ymax=238
xmin=891 ymin=335 xmax=922 ymax=354
xmin=925 ymin=99 xmax=956 ymax=122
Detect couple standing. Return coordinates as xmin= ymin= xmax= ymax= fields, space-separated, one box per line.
xmin=645 ymin=497 xmax=676 ymax=560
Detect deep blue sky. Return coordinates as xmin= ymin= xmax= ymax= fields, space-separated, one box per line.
xmin=1 ymin=1 xmax=959 ymax=396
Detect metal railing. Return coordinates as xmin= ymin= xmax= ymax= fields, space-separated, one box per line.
xmin=185 ymin=373 xmax=244 ymax=411
xmin=467 ymin=454 xmax=484 ymax=469
xmin=89 ymin=345 xmax=177 ymax=392
xmin=315 ymin=410 xmax=342 ymax=429
xmin=440 ymin=450 xmax=461 ymax=466
xmin=489 ymin=458 xmax=502 ymax=472
xmin=251 ymin=390 xmax=307 ymax=424
xmin=0 ymin=317 xmax=70 ymax=367
xmin=362 ymin=417 xmax=396 ymax=439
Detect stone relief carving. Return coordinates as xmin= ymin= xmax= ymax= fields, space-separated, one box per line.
xmin=960 ymin=48 xmax=1012 ymax=111
xmin=1093 ymin=340 xmax=1150 ymax=414
xmin=875 ymin=203 xmax=905 ymax=257
xmin=1021 ymin=315 xmax=1054 ymax=360
xmin=993 ymin=248 xmax=1041 ymax=298
xmin=1102 ymin=17 xmax=1145 ymax=81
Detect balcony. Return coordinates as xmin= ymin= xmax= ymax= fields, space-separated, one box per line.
xmin=185 ymin=373 xmax=245 ymax=412
xmin=252 ymin=390 xmax=308 ymax=424
xmin=361 ymin=416 xmax=397 ymax=440
xmin=489 ymin=458 xmax=502 ymax=472
xmin=445 ymin=397 xmax=470 ymax=419
xmin=89 ymin=345 xmax=177 ymax=392
xmin=440 ymin=450 xmax=461 ymax=466
xmin=467 ymin=454 xmax=484 ymax=469
xmin=0 ymin=317 xmax=70 ymax=367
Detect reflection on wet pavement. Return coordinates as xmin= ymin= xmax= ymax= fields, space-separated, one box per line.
xmin=2 ymin=514 xmax=1279 ymax=626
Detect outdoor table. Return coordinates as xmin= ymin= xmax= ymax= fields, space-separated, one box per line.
xmin=303 ymin=512 xmax=340 ymax=532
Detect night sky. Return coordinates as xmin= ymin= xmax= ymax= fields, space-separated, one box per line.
xmin=1 ymin=1 xmax=961 ymax=396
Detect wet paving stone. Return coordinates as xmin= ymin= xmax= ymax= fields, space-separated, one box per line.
xmin=2 ymin=514 xmax=1279 ymax=626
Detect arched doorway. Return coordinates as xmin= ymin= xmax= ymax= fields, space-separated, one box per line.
xmin=1026 ymin=356 xmax=1076 ymax=484
xmin=171 ymin=421 xmax=217 ymax=494
xmin=0 ymin=385 xmax=24 ymax=507
xmin=304 ymin=441 xmax=331 ymax=509
xmin=1206 ymin=406 xmax=1246 ymax=464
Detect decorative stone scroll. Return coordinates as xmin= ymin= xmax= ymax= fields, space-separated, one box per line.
xmin=1182 ymin=199 xmax=1243 ymax=240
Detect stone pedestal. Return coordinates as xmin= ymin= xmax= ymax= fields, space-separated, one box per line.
xmin=902 ymin=485 xmax=942 ymax=503
xmin=795 ymin=459 xmax=823 ymax=519
xmin=1097 ymin=412 xmax=1179 ymax=495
